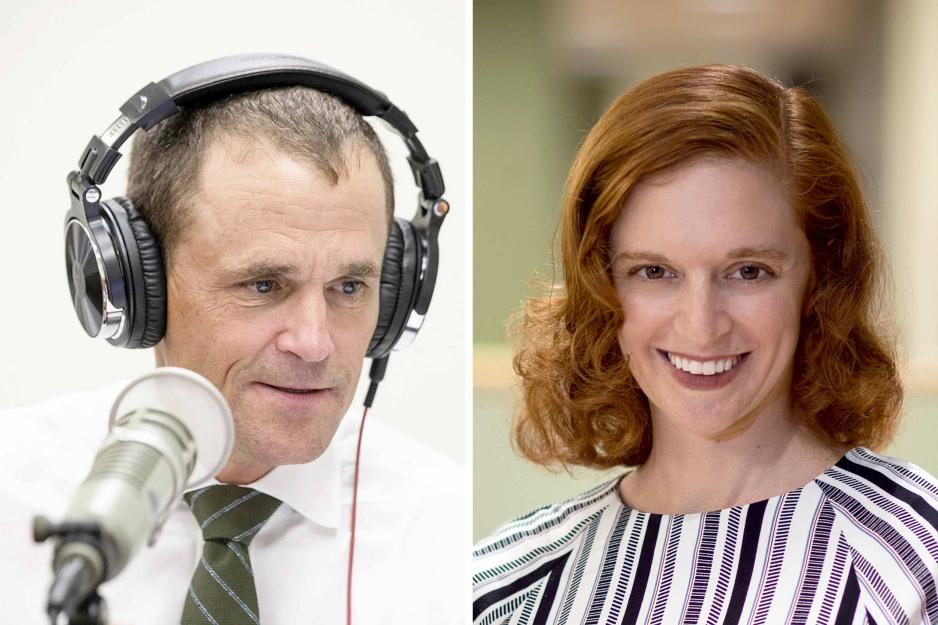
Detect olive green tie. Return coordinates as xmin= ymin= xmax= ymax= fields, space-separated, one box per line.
xmin=181 ymin=485 xmax=281 ymax=625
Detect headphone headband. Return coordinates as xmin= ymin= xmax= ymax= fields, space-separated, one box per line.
xmin=77 ymin=53 xmax=444 ymax=200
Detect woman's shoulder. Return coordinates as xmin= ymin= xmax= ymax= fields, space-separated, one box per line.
xmin=815 ymin=447 xmax=938 ymax=580
xmin=473 ymin=475 xmax=625 ymax=566
xmin=818 ymin=446 xmax=938 ymax=518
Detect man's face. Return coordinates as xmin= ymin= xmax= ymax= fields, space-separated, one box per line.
xmin=156 ymin=132 xmax=388 ymax=481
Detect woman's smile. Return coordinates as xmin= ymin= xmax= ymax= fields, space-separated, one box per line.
xmin=657 ymin=348 xmax=751 ymax=391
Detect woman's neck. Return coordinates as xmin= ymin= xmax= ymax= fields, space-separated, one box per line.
xmin=619 ymin=403 xmax=848 ymax=515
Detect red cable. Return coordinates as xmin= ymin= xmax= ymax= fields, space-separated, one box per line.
xmin=346 ymin=406 xmax=368 ymax=625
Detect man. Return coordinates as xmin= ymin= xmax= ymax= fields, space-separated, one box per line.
xmin=1 ymin=83 xmax=462 ymax=623
xmin=141 ymin=87 xmax=394 ymax=485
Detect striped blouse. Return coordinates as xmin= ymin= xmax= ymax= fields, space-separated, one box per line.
xmin=473 ymin=447 xmax=938 ymax=625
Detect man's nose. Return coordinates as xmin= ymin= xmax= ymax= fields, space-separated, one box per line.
xmin=274 ymin=290 xmax=335 ymax=363
xmin=672 ymin=279 xmax=732 ymax=348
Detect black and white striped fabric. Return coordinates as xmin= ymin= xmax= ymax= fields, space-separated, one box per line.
xmin=473 ymin=447 xmax=938 ymax=625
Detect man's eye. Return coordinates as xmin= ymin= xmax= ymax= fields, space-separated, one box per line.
xmin=339 ymin=280 xmax=364 ymax=296
xmin=247 ymin=279 xmax=277 ymax=294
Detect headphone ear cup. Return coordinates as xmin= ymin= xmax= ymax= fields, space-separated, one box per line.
xmin=368 ymin=218 xmax=419 ymax=359
xmin=105 ymin=197 xmax=167 ymax=349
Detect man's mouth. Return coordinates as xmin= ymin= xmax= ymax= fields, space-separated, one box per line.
xmin=258 ymin=383 xmax=329 ymax=395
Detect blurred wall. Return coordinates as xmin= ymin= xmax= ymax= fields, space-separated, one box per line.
xmin=474 ymin=0 xmax=567 ymax=345
xmin=474 ymin=0 xmax=938 ymax=540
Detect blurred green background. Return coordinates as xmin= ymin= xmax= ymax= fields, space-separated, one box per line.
xmin=474 ymin=0 xmax=938 ymax=540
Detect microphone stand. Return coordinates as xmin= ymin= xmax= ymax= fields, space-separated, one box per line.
xmin=33 ymin=516 xmax=110 ymax=625
xmin=54 ymin=591 xmax=107 ymax=625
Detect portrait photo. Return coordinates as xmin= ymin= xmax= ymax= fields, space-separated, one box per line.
xmin=473 ymin=1 xmax=938 ymax=623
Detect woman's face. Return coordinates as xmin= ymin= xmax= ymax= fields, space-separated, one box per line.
xmin=610 ymin=157 xmax=812 ymax=442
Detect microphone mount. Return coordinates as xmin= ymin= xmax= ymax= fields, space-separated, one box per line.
xmin=33 ymin=517 xmax=109 ymax=625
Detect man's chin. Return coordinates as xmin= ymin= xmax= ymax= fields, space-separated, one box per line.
xmin=232 ymin=410 xmax=347 ymax=461
xmin=227 ymin=434 xmax=334 ymax=477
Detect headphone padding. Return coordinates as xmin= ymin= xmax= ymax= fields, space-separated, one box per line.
xmin=368 ymin=218 xmax=418 ymax=359
xmin=112 ymin=197 xmax=167 ymax=348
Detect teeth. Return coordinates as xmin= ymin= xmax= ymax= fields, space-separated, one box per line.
xmin=667 ymin=352 xmax=741 ymax=376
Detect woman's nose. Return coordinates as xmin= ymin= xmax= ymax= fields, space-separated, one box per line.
xmin=672 ymin=280 xmax=733 ymax=348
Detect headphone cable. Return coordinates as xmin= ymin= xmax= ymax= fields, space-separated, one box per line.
xmin=347 ymin=355 xmax=389 ymax=625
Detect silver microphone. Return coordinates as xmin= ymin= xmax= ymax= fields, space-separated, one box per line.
xmin=34 ymin=367 xmax=234 ymax=623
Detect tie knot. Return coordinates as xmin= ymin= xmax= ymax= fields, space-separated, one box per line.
xmin=184 ymin=485 xmax=281 ymax=545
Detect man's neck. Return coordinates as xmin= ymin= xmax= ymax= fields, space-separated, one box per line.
xmin=215 ymin=458 xmax=274 ymax=485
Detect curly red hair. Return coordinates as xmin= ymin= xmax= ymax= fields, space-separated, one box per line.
xmin=513 ymin=64 xmax=902 ymax=470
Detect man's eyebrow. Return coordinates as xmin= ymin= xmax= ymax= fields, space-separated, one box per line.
xmin=227 ymin=262 xmax=300 ymax=280
xmin=340 ymin=261 xmax=381 ymax=280
xmin=611 ymin=247 xmax=790 ymax=267
xmin=223 ymin=260 xmax=380 ymax=281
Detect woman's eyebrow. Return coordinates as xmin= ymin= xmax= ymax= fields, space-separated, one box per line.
xmin=725 ymin=247 xmax=790 ymax=261
xmin=611 ymin=251 xmax=671 ymax=266
xmin=610 ymin=247 xmax=790 ymax=267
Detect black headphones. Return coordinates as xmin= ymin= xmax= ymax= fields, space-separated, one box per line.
xmin=64 ymin=53 xmax=449 ymax=359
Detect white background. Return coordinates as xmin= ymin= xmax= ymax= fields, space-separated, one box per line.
xmin=0 ymin=0 xmax=467 ymax=465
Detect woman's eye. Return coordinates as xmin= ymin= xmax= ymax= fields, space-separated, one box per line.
xmin=636 ymin=265 xmax=670 ymax=280
xmin=732 ymin=265 xmax=769 ymax=281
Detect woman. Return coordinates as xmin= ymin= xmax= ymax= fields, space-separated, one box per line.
xmin=473 ymin=65 xmax=938 ymax=624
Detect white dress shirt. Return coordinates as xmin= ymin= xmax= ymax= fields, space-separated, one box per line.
xmin=0 ymin=380 xmax=465 ymax=624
